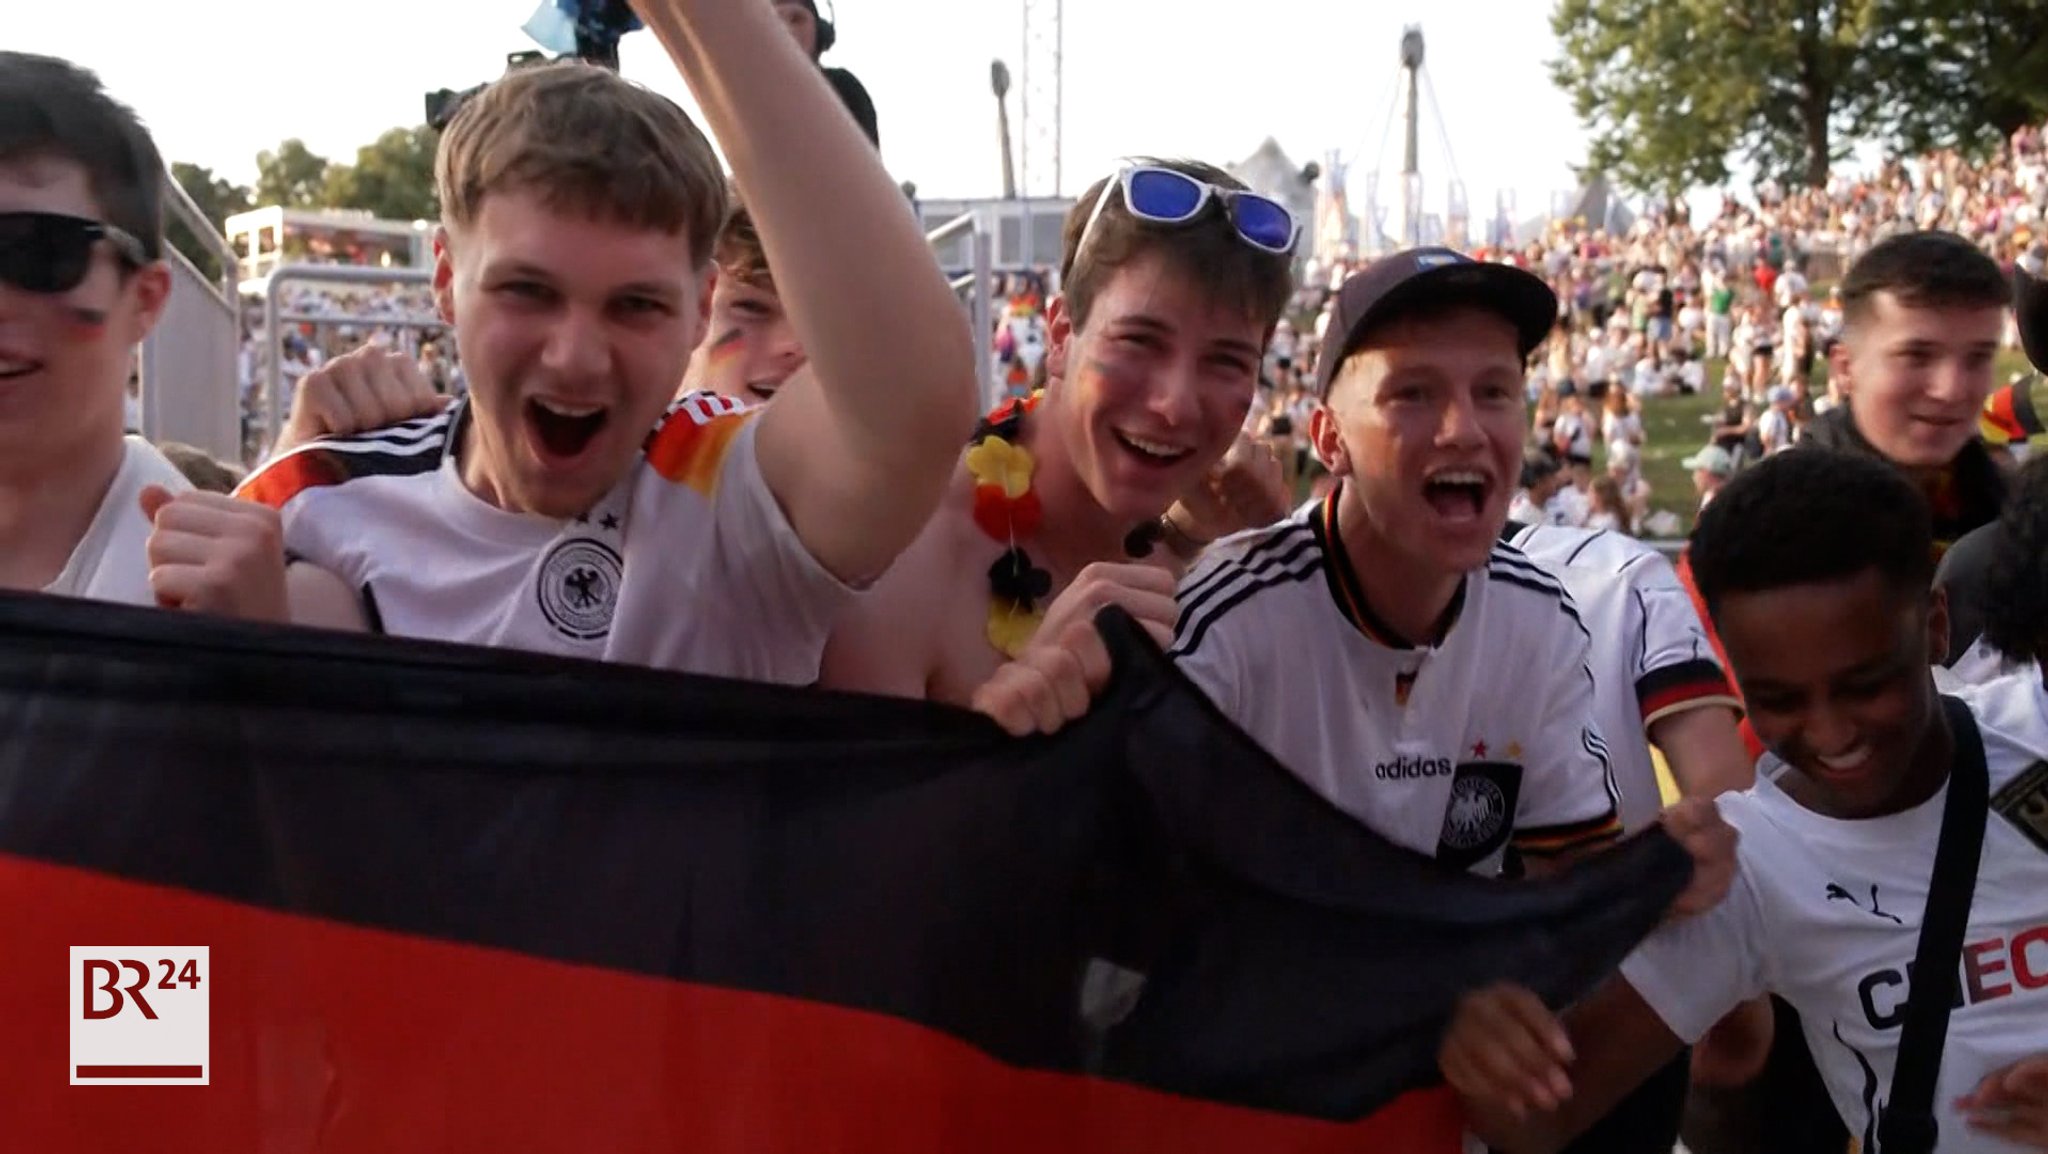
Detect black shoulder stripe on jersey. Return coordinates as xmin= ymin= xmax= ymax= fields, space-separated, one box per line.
xmin=1175 ymin=522 xmax=1317 ymax=619
xmin=1615 ymin=549 xmax=1657 ymax=578
xmin=317 ymin=406 xmax=456 ymax=453
xmin=1564 ymin=530 xmax=1609 ymax=567
xmin=341 ymin=415 xmax=448 ymax=449
xmin=1172 ymin=531 xmax=1320 ymax=646
xmin=1485 ymin=569 xmax=1591 ymax=644
xmin=1486 ymin=548 xmax=1572 ymax=597
xmin=305 ymin=439 xmax=447 ymax=478
xmin=1168 ymin=550 xmax=1323 ymax=661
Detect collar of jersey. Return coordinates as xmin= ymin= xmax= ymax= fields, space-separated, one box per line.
xmin=1314 ymin=487 xmax=1466 ymax=651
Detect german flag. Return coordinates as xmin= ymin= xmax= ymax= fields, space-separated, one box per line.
xmin=0 ymin=594 xmax=1690 ymax=1152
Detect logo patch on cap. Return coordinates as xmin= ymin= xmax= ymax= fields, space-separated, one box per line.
xmin=1415 ymin=252 xmax=1464 ymax=270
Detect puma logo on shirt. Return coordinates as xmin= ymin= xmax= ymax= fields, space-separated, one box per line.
xmin=1826 ymin=882 xmax=1905 ymax=925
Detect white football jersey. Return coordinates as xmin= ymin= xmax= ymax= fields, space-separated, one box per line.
xmin=1507 ymin=523 xmax=1741 ymax=832
xmin=1621 ymin=672 xmax=2048 ymax=1154
xmin=237 ymin=392 xmax=854 ymax=684
xmin=1170 ymin=490 xmax=1623 ymax=874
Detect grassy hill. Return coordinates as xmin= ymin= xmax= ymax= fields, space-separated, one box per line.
xmin=1627 ymin=349 xmax=2035 ymax=537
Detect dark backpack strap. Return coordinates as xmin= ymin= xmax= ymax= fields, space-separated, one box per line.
xmin=1876 ymin=695 xmax=1990 ymax=1154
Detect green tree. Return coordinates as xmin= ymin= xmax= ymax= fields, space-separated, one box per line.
xmin=1866 ymin=0 xmax=2048 ymax=159
xmin=322 ymin=125 xmax=441 ymax=222
xmin=253 ymin=139 xmax=334 ymax=209
xmin=165 ymin=162 xmax=252 ymax=282
xmin=1550 ymin=0 xmax=1880 ymax=196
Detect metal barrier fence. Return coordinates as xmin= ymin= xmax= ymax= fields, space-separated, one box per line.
xmin=137 ymin=176 xmax=243 ymax=463
xmin=928 ymin=211 xmax=997 ymax=408
xmin=216 ymin=204 xmax=991 ymax=459
xmin=260 ymin=266 xmax=439 ymax=457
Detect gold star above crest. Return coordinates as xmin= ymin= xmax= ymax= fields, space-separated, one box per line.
xmin=1506 ymin=741 xmax=1523 ymax=760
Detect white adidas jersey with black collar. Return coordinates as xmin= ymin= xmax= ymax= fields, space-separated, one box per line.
xmin=1170 ymin=491 xmax=1623 ymax=875
xmin=1507 ymin=523 xmax=1741 ymax=832
xmin=1621 ymin=671 xmax=2048 ymax=1154
xmin=237 ymin=392 xmax=854 ymax=684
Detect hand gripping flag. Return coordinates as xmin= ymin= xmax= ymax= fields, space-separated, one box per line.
xmin=0 ymin=592 xmax=1689 ymax=1152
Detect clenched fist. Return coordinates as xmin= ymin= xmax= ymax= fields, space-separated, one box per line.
xmin=971 ymin=617 xmax=1115 ymax=738
xmin=278 ymin=344 xmax=446 ymax=454
xmin=141 ymin=485 xmax=290 ymax=623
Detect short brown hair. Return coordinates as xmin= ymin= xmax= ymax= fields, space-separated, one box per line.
xmin=713 ymin=184 xmax=772 ymax=290
xmin=435 ymin=61 xmax=726 ymax=267
xmin=0 ymin=52 xmax=165 ymax=260
xmin=1839 ymin=230 xmax=2008 ymax=333
xmin=1057 ymin=158 xmax=1295 ymax=333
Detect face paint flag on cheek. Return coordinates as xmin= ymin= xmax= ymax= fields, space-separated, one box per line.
xmin=706 ymin=328 xmax=745 ymax=368
xmin=0 ymin=593 xmax=1691 ymax=1152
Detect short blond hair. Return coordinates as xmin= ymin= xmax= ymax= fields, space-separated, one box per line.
xmin=435 ymin=61 xmax=727 ymax=267
xmin=714 ymin=186 xmax=772 ymax=290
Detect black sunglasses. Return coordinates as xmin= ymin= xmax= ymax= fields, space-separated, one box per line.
xmin=0 ymin=211 xmax=150 ymax=295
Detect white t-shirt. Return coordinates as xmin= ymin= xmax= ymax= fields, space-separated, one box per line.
xmin=1507 ymin=491 xmax=1570 ymax=529
xmin=1555 ymin=413 xmax=1594 ymax=461
xmin=1758 ymin=407 xmax=1795 ymax=454
xmin=1507 ymin=525 xmax=1740 ymax=832
xmin=1621 ymin=674 xmax=2048 ymax=1154
xmin=1170 ymin=490 xmax=1623 ymax=874
xmin=1553 ymin=484 xmax=1593 ymax=528
xmin=237 ymin=392 xmax=854 ymax=684
xmin=42 ymin=436 xmax=194 ymax=606
xmin=1603 ymin=410 xmax=1644 ymax=447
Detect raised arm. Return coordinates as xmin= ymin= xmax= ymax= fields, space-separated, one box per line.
xmin=631 ymin=0 xmax=979 ymax=586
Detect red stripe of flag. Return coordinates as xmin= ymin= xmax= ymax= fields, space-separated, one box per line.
xmin=6 ymin=859 xmax=1465 ymax=1153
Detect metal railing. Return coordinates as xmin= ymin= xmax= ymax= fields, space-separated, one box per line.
xmin=926 ymin=212 xmax=996 ymax=406
xmin=242 ymin=212 xmax=1001 ymax=454
xmin=160 ymin=176 xmax=239 ymax=304
xmin=135 ymin=173 xmax=245 ymax=463
xmin=260 ymin=265 xmax=436 ymax=455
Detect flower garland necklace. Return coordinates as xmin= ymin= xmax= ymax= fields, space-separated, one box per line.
xmin=965 ymin=390 xmax=1168 ymax=658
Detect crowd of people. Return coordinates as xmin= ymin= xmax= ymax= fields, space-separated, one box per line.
xmin=6 ymin=1 xmax=2048 ymax=1151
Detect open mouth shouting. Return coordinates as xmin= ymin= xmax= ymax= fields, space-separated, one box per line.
xmin=1421 ymin=467 xmax=1493 ymax=526
xmin=1112 ymin=428 xmax=1197 ymax=470
xmin=524 ymin=397 xmax=610 ymax=466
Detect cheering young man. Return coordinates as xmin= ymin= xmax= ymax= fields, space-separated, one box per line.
xmin=0 ymin=52 xmax=185 ymax=606
xmin=259 ymin=159 xmax=1297 ymax=720
xmin=1799 ymin=230 xmax=2010 ymax=552
xmin=1668 ymin=230 xmax=2016 ymax=1152
xmin=1440 ymin=450 xmax=2048 ymax=1154
xmin=204 ymin=0 xmax=978 ymax=686
xmin=0 ymin=53 xmax=357 ymax=625
xmin=1172 ymin=250 xmax=1670 ymax=879
xmin=816 ymin=159 xmax=1299 ymax=709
